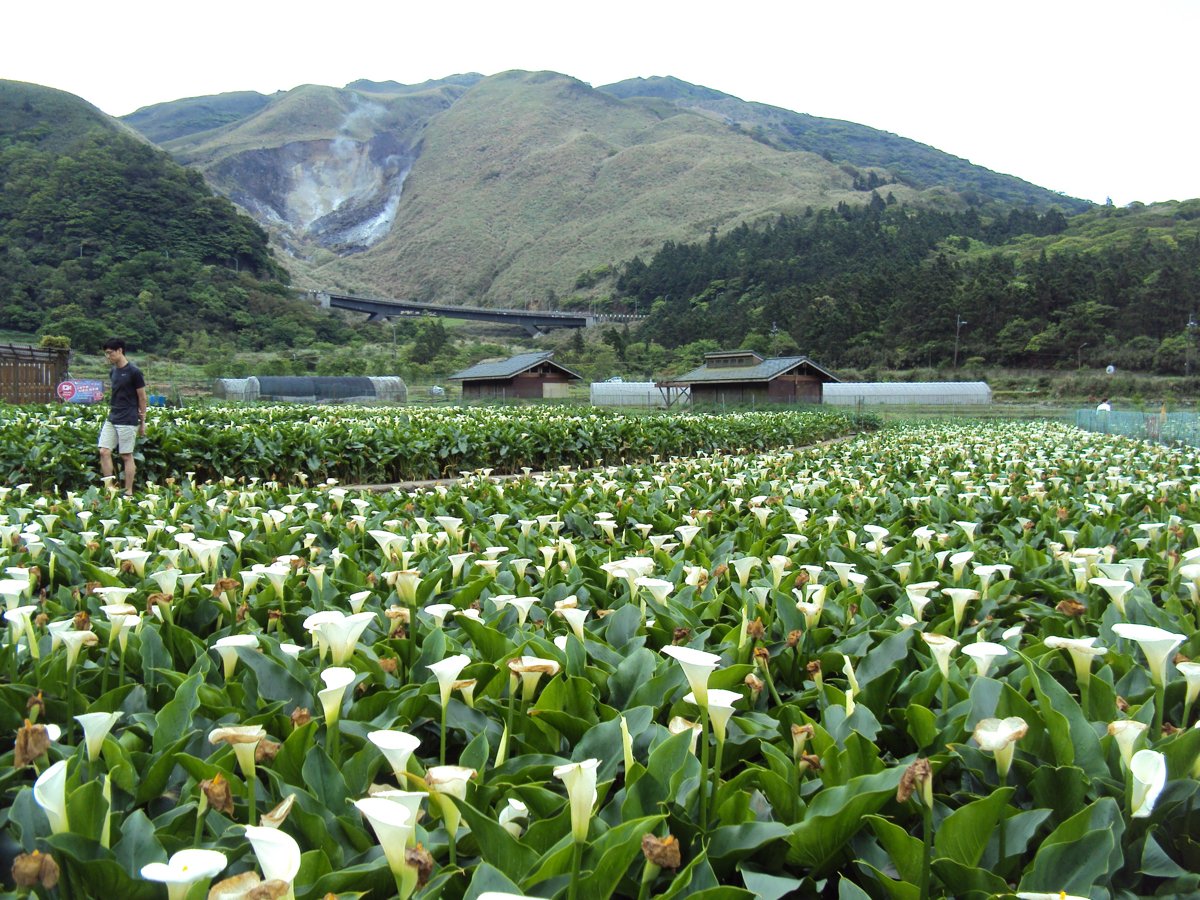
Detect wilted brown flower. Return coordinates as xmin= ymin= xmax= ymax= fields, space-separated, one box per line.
xmin=291 ymin=707 xmax=312 ymax=729
xmin=260 ymin=794 xmax=296 ymax=829
xmin=1056 ymin=599 xmax=1087 ymax=617
xmin=201 ymin=773 xmax=235 ymax=816
xmin=711 ymin=563 xmax=728 ymax=582
xmin=255 ymin=739 xmax=281 ymax=765
xmin=786 ymin=629 xmax=802 ymax=649
xmin=379 ymin=657 xmax=399 ymax=675
xmin=236 ymin=603 xmax=249 ymax=623
xmin=641 ymin=833 xmax=681 ymax=869
xmin=11 ymin=850 xmax=59 ymax=889
xmin=794 ymin=569 xmax=811 ymax=587
xmin=26 ymin=692 xmax=45 ymax=719
xmin=798 ymin=753 xmax=823 ymax=772
xmin=146 ymin=593 xmax=172 ymax=616
xmin=744 ymin=673 xmax=764 ymax=698
xmin=753 ymin=646 xmax=771 ymax=667
xmin=406 ymin=844 xmax=435 ymax=887
xmin=746 ymin=617 xmax=766 ymax=641
xmin=288 ymin=557 xmax=306 ymax=572
xmin=72 ymin=610 xmax=91 ymax=630
xmin=365 ymin=571 xmax=378 ymax=586
xmin=897 ymin=758 xmax=933 ymax=805
xmin=1056 ymin=507 xmax=1070 ymax=522
xmin=212 ymin=578 xmax=239 ymax=597
xmin=672 ymin=627 xmax=692 ymax=645
xmin=14 ymin=720 xmax=53 ymax=767
xmin=806 ymin=660 xmax=822 ymax=677
xmin=1161 ymin=722 xmax=1180 ymax=736
xmin=34 ymin=612 xmax=48 ymax=628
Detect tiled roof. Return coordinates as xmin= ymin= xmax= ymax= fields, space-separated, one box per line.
xmin=449 ymin=352 xmax=582 ymax=381
xmin=671 ymin=355 xmax=839 ymax=384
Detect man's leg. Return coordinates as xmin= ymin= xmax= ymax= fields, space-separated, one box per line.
xmin=100 ymin=447 xmax=114 ymax=479
xmin=99 ymin=421 xmax=117 ymax=481
xmin=120 ymin=453 xmax=136 ymax=495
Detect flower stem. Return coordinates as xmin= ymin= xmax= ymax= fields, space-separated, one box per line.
xmin=1152 ymin=682 xmax=1164 ymax=740
xmin=439 ymin=704 xmax=447 ymax=766
xmin=711 ymin=736 xmax=724 ymax=826
xmin=567 ymin=839 xmax=584 ymax=900
xmin=698 ymin=707 xmax=710 ymax=833
xmin=919 ymin=801 xmax=933 ymax=900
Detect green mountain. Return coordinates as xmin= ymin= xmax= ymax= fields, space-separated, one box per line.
xmin=0 ymin=80 xmax=353 ymax=354
xmin=126 ymin=70 xmax=1090 ymax=307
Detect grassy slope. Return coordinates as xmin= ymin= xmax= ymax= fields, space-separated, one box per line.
xmin=121 ymin=91 xmax=274 ymax=144
xmin=599 ymin=76 xmax=1091 ymax=213
xmin=0 ymin=80 xmax=130 ymax=149
xmin=304 ymin=71 xmax=933 ymax=303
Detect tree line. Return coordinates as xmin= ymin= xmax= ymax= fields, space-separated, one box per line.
xmin=617 ymin=199 xmax=1200 ymax=373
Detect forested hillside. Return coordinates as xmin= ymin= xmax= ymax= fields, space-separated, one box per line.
xmin=0 ymin=81 xmax=354 ymax=352
xmin=621 ymin=198 xmax=1200 ymax=373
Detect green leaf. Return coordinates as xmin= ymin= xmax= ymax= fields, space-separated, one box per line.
xmin=1019 ymin=828 xmax=1114 ymax=895
xmin=152 ymin=670 xmax=201 ymax=753
xmin=65 ymin=778 xmax=108 ymax=842
xmin=302 ymin=744 xmax=349 ymax=815
xmin=934 ymin=786 xmax=1013 ymax=867
xmin=866 ymin=814 xmax=924 ymax=885
xmin=905 ymin=703 xmax=938 ymax=751
xmin=707 ymin=821 xmax=792 ymax=863
xmin=741 ymin=868 xmax=805 ymax=900
xmin=463 ymin=861 xmax=525 ymax=899
xmin=930 ymin=858 xmax=1011 ymax=898
xmin=785 ymin=767 xmax=903 ymax=870
xmin=112 ymin=809 xmax=166 ymax=874
xmin=1021 ymin=653 xmax=1107 ymax=778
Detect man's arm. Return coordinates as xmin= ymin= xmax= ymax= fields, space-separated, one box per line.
xmin=137 ymin=387 xmax=148 ymax=434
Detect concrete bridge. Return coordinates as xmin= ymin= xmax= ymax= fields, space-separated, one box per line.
xmin=313 ymin=291 xmax=643 ymax=336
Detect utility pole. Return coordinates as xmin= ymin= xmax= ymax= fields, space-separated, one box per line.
xmin=953 ymin=315 xmax=968 ymax=369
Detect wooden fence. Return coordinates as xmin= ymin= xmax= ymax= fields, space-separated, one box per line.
xmin=0 ymin=344 xmax=70 ymax=404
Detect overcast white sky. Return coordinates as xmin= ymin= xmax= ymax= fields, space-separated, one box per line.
xmin=4 ymin=0 xmax=1196 ymax=207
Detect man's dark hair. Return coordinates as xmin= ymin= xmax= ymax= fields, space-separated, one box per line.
xmin=102 ymin=338 xmax=126 ymax=352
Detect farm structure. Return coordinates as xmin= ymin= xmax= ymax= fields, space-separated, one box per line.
xmin=0 ymin=343 xmax=70 ymax=404
xmin=213 ymin=376 xmax=407 ymax=403
xmin=589 ymin=382 xmax=676 ymax=408
xmin=662 ymin=351 xmax=838 ymax=406
xmin=823 ymin=381 xmax=992 ymax=406
xmin=450 ymin=352 xmax=582 ymax=401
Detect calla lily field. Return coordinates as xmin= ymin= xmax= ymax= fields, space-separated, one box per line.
xmin=0 ymin=405 xmax=1198 ymax=899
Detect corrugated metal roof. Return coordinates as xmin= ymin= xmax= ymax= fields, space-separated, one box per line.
xmin=449 ymin=352 xmax=582 ymax=382
xmin=672 ymin=355 xmax=839 ymax=385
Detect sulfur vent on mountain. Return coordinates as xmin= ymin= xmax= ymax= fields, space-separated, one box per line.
xmin=123 ymin=70 xmax=1088 ymax=305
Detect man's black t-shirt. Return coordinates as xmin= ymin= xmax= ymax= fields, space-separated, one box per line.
xmin=108 ymin=363 xmax=145 ymax=426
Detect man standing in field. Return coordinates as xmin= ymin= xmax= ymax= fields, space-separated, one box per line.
xmin=98 ymin=338 xmax=147 ymax=496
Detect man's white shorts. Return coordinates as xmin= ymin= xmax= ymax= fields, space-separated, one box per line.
xmin=99 ymin=421 xmax=138 ymax=455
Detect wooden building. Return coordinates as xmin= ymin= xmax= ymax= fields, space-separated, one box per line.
xmin=664 ymin=351 xmax=839 ymax=405
xmin=0 ymin=343 xmax=70 ymax=404
xmin=449 ymin=351 xmax=582 ymax=401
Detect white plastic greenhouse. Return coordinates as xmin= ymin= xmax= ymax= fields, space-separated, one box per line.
xmin=589 ymin=382 xmax=671 ymax=408
xmin=822 ymin=381 xmax=991 ymax=406
xmin=212 ymin=376 xmax=407 ymax=404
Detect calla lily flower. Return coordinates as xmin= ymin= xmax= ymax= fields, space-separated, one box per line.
xmin=210 ymin=724 xmax=266 ymax=788
xmin=61 ymin=629 xmax=99 ymax=671
xmin=1129 ymin=748 xmax=1167 ymax=818
xmin=1090 ymin=577 xmax=1135 ymax=616
xmin=318 ymin=667 xmax=356 ymax=725
xmin=76 ymin=711 xmax=121 ymax=762
xmin=1044 ymin=636 xmax=1107 ymax=689
xmin=312 ymin=611 xmax=376 ymax=666
xmin=1112 ymin=623 xmax=1184 ymax=685
xmin=921 ymin=633 xmax=959 ymax=679
xmin=426 ymin=765 xmax=476 ymax=862
xmin=661 ymin=645 xmax=722 ymax=708
xmin=555 ymin=605 xmax=590 ymax=642
xmin=498 ymin=798 xmax=529 ymax=838
xmin=961 ymin=641 xmax=1009 ymax=677
xmin=731 ymin=557 xmax=759 ymax=587
xmin=686 ymin=689 xmax=741 ymax=743
xmin=1107 ymin=719 xmax=1149 ymax=769
xmin=973 ymin=716 xmax=1028 ymax=779
xmin=141 ymin=849 xmax=228 ymax=900
xmin=508 ymin=655 xmax=561 ymax=700
xmin=368 ymin=730 xmax=422 ymax=782
xmin=33 ymin=759 xmax=68 ymax=834
xmin=943 ymin=588 xmax=979 ymax=632
xmin=243 ymin=825 xmax=301 ymax=894
xmin=429 ymin=654 xmax=471 ymax=709
xmin=212 ymin=634 xmax=259 ymax=680
xmin=553 ymin=757 xmax=600 ymax=843
xmin=355 ymin=797 xmax=419 ymax=900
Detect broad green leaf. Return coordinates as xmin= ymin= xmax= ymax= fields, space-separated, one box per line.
xmin=866 ymin=814 xmax=924 ymax=885
xmin=152 ymin=671 xmax=201 ymax=753
xmin=785 ymin=767 xmax=903 ymax=870
xmin=1019 ymin=828 xmax=1114 ymax=896
xmin=933 ymin=786 xmax=1013 ymax=867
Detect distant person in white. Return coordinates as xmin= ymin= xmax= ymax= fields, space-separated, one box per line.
xmin=1096 ymin=398 xmax=1112 ymax=412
